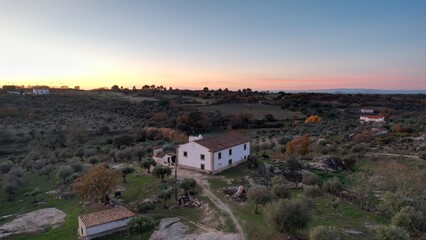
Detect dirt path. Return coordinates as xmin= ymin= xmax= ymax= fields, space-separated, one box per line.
xmin=366 ymin=152 xmax=421 ymax=160
xmin=177 ymin=168 xmax=245 ymax=240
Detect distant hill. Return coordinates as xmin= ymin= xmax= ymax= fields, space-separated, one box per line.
xmin=285 ymin=88 xmax=426 ymax=94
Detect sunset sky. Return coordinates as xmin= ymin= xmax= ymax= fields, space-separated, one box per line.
xmin=1 ymin=1 xmax=425 ymax=90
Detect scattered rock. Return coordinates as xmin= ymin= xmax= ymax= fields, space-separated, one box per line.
xmin=150 ymin=218 xmax=187 ymax=240
xmin=0 ymin=208 xmax=66 ymax=238
xmin=344 ymin=229 xmax=364 ymax=235
xmin=45 ymin=189 xmax=60 ymax=195
xmin=307 ymin=155 xmax=345 ymax=172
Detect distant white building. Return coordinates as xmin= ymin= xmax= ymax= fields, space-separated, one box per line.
xmin=360 ymin=109 xmax=374 ymax=114
xmin=78 ymin=206 xmax=135 ymax=239
xmin=360 ymin=115 xmax=385 ymax=123
xmin=177 ymin=131 xmax=250 ymax=174
xmin=33 ymin=88 xmax=49 ymax=95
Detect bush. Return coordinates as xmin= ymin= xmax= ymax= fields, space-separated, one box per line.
xmin=127 ymin=215 xmax=156 ymax=236
xmin=378 ymin=191 xmax=405 ymax=217
xmin=323 ymin=177 xmax=342 ymax=194
xmin=271 ymin=175 xmax=287 ymax=186
xmin=272 ymin=184 xmax=290 ymax=199
xmin=136 ymin=201 xmax=155 ymax=213
xmin=0 ymin=162 xmax=13 ymax=174
xmin=392 ymin=206 xmax=425 ymax=231
xmin=70 ymin=163 xmax=84 ymax=172
xmin=58 ymin=166 xmax=73 ymax=184
xmin=372 ymin=225 xmax=409 ymax=240
xmin=309 ymin=225 xmax=340 ymax=240
xmin=302 ymin=173 xmax=323 ymax=187
xmin=265 ymin=197 xmax=313 ymax=236
xmin=303 ymin=185 xmax=323 ymax=198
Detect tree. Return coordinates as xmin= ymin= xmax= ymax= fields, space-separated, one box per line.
xmin=133 ymin=146 xmax=145 ymax=161
xmin=247 ymin=185 xmax=272 ymax=214
xmin=158 ymin=189 xmax=172 ymax=208
xmin=0 ymin=162 xmax=13 ymax=174
xmin=89 ymin=157 xmax=99 ymax=166
xmin=153 ymin=166 xmax=171 ymax=182
xmin=73 ymin=164 xmax=121 ymax=203
xmin=40 ymin=164 xmax=54 ymax=179
xmin=127 ymin=215 xmax=156 ymax=237
xmin=24 ymin=187 xmax=42 ymax=203
xmin=121 ymin=166 xmax=135 ymax=183
xmin=74 ymin=148 xmax=84 ymax=161
xmin=179 ymin=178 xmax=197 ymax=195
xmin=272 ymin=184 xmax=290 ymax=199
xmin=286 ymin=156 xmax=302 ymax=172
xmin=305 ymin=115 xmax=321 ymax=123
xmin=286 ymin=135 xmax=310 ymax=156
xmin=113 ymin=135 xmax=134 ymax=148
xmin=309 ymin=226 xmax=340 ymax=240
xmin=265 ymin=197 xmax=313 ymax=237
xmin=378 ymin=191 xmax=405 ymax=217
xmin=372 ymin=225 xmax=409 ymax=240
xmin=111 ymin=85 xmax=120 ymax=91
xmin=136 ymin=201 xmax=155 ymax=213
xmin=2 ymin=181 xmax=18 ymax=201
xmin=141 ymin=158 xmax=156 ymax=173
xmin=58 ymin=166 xmax=73 ymax=184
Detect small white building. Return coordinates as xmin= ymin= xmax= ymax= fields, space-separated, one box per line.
xmin=177 ymin=131 xmax=250 ymax=174
xmin=153 ymin=148 xmax=176 ymax=166
xmin=78 ymin=206 xmax=135 ymax=239
xmin=360 ymin=108 xmax=374 ymax=114
xmin=360 ymin=115 xmax=385 ymax=123
xmin=33 ymin=88 xmax=49 ymax=95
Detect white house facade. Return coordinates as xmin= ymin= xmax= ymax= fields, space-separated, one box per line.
xmin=78 ymin=206 xmax=135 ymax=239
xmin=360 ymin=115 xmax=385 ymax=123
xmin=360 ymin=109 xmax=374 ymax=114
xmin=177 ymin=131 xmax=250 ymax=174
xmin=33 ymin=88 xmax=49 ymax=95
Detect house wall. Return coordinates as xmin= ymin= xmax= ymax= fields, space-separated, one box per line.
xmin=213 ymin=142 xmax=250 ymax=172
xmin=360 ymin=116 xmax=385 ymax=123
xmin=78 ymin=217 xmax=87 ymax=237
xmin=177 ymin=142 xmax=212 ymax=172
xmin=85 ymin=218 xmax=131 ymax=238
xmin=33 ymin=89 xmax=49 ymax=95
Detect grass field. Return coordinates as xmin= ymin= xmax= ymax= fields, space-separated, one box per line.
xmin=209 ymin=165 xmax=389 ymax=240
xmin=198 ymin=103 xmax=305 ymax=120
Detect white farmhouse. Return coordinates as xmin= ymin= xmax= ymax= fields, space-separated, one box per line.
xmin=33 ymin=88 xmax=49 ymax=95
xmin=177 ymin=131 xmax=250 ymax=174
xmin=360 ymin=108 xmax=374 ymax=114
xmin=78 ymin=206 xmax=135 ymax=239
xmin=360 ymin=115 xmax=385 ymax=123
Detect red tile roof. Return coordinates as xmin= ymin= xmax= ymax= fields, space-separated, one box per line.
xmin=79 ymin=206 xmax=135 ymax=228
xmin=195 ymin=131 xmax=250 ymax=152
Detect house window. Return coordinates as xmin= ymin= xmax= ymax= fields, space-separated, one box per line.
xmin=183 ymin=151 xmax=187 ymax=157
xmin=200 ymin=154 xmax=205 ymax=161
xmin=229 ymin=149 xmax=232 ymax=155
xmin=218 ymin=152 xmax=222 ymax=159
xmin=228 ymin=159 xmax=232 ymax=165
xmin=201 ymin=164 xmax=205 ymax=170
xmin=244 ymin=144 xmax=247 ymax=150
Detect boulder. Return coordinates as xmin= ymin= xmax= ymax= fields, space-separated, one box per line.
xmin=0 ymin=208 xmax=66 ymax=238
xmin=307 ymin=155 xmax=345 ymax=172
xmin=150 ymin=218 xmax=188 ymax=240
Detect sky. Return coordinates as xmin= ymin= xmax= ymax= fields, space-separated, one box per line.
xmin=0 ymin=0 xmax=425 ymax=91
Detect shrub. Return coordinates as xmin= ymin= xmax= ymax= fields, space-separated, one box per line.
xmin=271 ymin=175 xmax=287 ymax=186
xmin=392 ymin=206 xmax=425 ymax=231
xmin=309 ymin=225 xmax=340 ymax=240
xmin=372 ymin=225 xmax=409 ymax=240
xmin=127 ymin=215 xmax=156 ymax=236
xmin=378 ymin=191 xmax=405 ymax=217
xmin=136 ymin=201 xmax=155 ymax=214
xmin=323 ymin=177 xmax=342 ymax=194
xmin=304 ymin=185 xmax=323 ymax=198
xmin=272 ymin=184 xmax=290 ymax=199
xmin=302 ymin=173 xmax=323 ymax=187
xmin=71 ymin=163 xmax=84 ymax=172
xmin=58 ymin=166 xmax=74 ymax=184
xmin=265 ymin=197 xmax=313 ymax=236
xmin=0 ymin=162 xmax=13 ymax=174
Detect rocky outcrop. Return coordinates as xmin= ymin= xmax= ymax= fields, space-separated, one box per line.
xmin=307 ymin=155 xmax=345 ymax=172
xmin=0 ymin=208 xmax=66 ymax=238
xmin=149 ymin=218 xmax=241 ymax=240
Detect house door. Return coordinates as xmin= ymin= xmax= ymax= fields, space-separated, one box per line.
xmin=201 ymin=164 xmax=205 ymax=170
xmin=228 ymin=159 xmax=232 ymax=165
xmin=218 ymin=163 xmax=222 ymax=172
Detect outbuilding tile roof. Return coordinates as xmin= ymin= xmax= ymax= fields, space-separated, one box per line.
xmin=79 ymin=206 xmax=135 ymax=228
xmin=195 ymin=131 xmax=250 ymax=152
